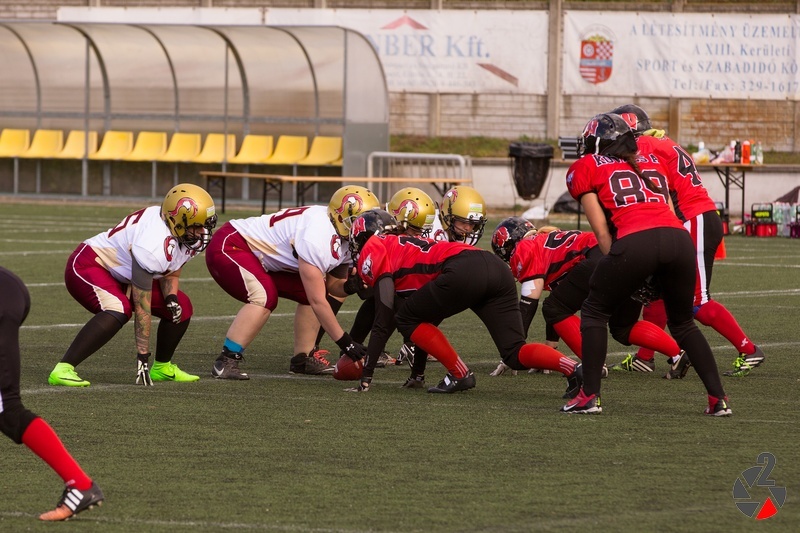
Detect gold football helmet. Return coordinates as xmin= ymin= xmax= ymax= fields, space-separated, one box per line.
xmin=328 ymin=185 xmax=380 ymax=238
xmin=439 ymin=185 xmax=487 ymax=245
xmin=161 ymin=183 xmax=218 ymax=252
xmin=387 ymin=187 xmax=436 ymax=237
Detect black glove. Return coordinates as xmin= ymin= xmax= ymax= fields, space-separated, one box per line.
xmin=631 ymin=276 xmax=662 ymax=306
xmin=335 ymin=332 xmax=367 ymax=361
xmin=164 ymin=294 xmax=182 ymax=324
xmin=345 ymin=376 xmax=372 ymax=393
xmin=136 ymin=352 xmax=154 ymax=386
xmin=343 ymin=272 xmax=363 ymax=296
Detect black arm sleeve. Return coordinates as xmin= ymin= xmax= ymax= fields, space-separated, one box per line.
xmin=130 ymin=255 xmax=155 ymax=291
xmin=519 ymin=296 xmax=539 ymax=339
xmin=362 ymin=276 xmax=396 ymax=379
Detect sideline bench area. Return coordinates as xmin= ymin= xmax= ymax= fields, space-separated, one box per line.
xmin=199 ymin=171 xmax=473 ymax=213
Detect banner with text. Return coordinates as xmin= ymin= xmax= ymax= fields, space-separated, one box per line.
xmin=266 ymin=9 xmax=549 ymax=94
xmin=564 ymin=12 xmax=800 ymax=100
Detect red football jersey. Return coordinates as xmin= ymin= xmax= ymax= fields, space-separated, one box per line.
xmin=637 ymin=135 xmax=717 ymax=222
xmin=509 ymin=230 xmax=597 ymax=291
xmin=566 ymin=153 xmax=685 ymax=239
xmin=356 ymin=234 xmax=474 ymax=293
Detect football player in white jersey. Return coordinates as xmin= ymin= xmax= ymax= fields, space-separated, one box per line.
xmin=207 ymin=185 xmax=379 ymax=379
xmin=48 ymin=183 xmax=218 ymax=387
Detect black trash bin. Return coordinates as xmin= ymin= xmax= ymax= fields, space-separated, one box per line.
xmin=508 ymin=142 xmax=554 ymax=200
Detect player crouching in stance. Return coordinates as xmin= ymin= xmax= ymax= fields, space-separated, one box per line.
xmin=563 ymin=113 xmax=730 ymax=416
xmin=342 ymin=209 xmax=582 ymax=397
xmin=206 ymin=186 xmax=377 ymax=379
xmin=2 ymin=267 xmax=104 ymax=520
xmin=48 ymin=183 xmax=217 ymax=387
xmin=489 ymin=217 xmax=690 ymax=380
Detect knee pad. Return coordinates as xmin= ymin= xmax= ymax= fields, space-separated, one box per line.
xmin=0 ymin=402 xmax=38 ymax=444
xmin=609 ymin=324 xmax=634 ymax=345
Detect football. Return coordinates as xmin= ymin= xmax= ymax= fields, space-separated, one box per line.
xmin=333 ymin=354 xmax=364 ymax=381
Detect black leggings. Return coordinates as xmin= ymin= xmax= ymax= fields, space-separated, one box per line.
xmin=0 ymin=267 xmax=38 ymax=444
xmin=580 ymin=228 xmax=725 ymax=398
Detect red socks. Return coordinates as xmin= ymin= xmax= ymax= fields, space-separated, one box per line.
xmin=629 ymin=320 xmax=680 ymax=359
xmin=22 ymin=418 xmax=92 ymax=490
xmin=636 ymin=299 xmax=667 ymax=360
xmin=552 ymin=315 xmax=583 ymax=358
xmin=695 ymin=300 xmax=755 ymax=355
xmin=410 ymin=323 xmax=469 ymax=378
xmin=518 ymin=343 xmax=576 ymax=376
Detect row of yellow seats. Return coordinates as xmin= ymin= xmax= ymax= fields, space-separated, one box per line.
xmin=0 ymin=129 xmax=343 ymax=166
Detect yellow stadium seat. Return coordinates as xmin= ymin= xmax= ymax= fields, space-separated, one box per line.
xmin=124 ymin=131 xmax=168 ymax=161
xmin=329 ymin=157 xmax=343 ymax=167
xmin=228 ymin=134 xmax=273 ymax=165
xmin=19 ymin=129 xmax=63 ymax=159
xmin=193 ymin=133 xmax=236 ymax=164
xmin=89 ymin=130 xmax=134 ymax=160
xmin=158 ymin=133 xmax=202 ymax=162
xmin=296 ymin=136 xmax=342 ymax=166
xmin=53 ymin=130 xmax=98 ymax=159
xmin=262 ymin=135 xmax=308 ymax=165
xmin=0 ymin=128 xmax=30 ymax=157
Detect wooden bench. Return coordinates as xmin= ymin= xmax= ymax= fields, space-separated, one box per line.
xmin=199 ymin=171 xmax=473 ymax=213
xmin=557 ymin=136 xmax=581 ymax=160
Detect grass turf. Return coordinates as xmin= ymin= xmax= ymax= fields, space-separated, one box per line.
xmin=1 ymin=201 xmax=798 ymax=532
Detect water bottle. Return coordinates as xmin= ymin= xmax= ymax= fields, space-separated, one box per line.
xmin=754 ymin=142 xmax=764 ymax=165
xmin=734 ymin=140 xmax=742 ymax=164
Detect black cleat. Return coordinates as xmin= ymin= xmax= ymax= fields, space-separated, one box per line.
xmin=427 ymin=371 xmax=476 ymax=393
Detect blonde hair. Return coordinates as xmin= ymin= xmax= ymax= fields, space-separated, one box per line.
xmin=536 ymin=225 xmax=561 ymax=235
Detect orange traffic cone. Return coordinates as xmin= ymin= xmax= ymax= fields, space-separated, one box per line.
xmin=714 ymin=237 xmax=727 ymax=260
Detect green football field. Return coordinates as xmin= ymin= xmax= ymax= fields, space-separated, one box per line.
xmin=1 ymin=200 xmax=798 ymax=532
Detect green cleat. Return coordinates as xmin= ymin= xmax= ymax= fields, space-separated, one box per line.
xmin=149 ymin=361 xmax=200 ymax=382
xmin=611 ymin=353 xmax=655 ymax=372
xmin=48 ymin=363 xmax=90 ymax=387
xmin=723 ymin=355 xmax=753 ymax=378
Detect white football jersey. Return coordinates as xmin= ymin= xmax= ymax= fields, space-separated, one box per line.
xmin=229 ymin=205 xmax=350 ymax=273
xmin=85 ymin=206 xmax=198 ymax=283
xmin=431 ymin=208 xmax=448 ymax=242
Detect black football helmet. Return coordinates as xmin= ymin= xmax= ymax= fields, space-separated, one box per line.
xmin=609 ymin=104 xmax=652 ymax=135
xmin=580 ymin=113 xmax=636 ymax=157
xmin=348 ymin=209 xmax=398 ymax=257
xmin=491 ymin=217 xmax=537 ymax=263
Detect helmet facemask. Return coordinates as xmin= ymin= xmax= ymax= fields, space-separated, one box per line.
xmin=439 ymin=186 xmax=487 ymax=246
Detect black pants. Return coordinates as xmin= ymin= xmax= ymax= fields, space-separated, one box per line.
xmin=0 ymin=267 xmax=38 ymax=443
xmin=394 ymin=250 xmax=526 ymax=365
xmin=580 ymin=228 xmax=725 ymax=398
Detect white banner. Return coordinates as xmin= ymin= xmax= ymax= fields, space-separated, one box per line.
xmin=266 ymin=9 xmax=549 ymax=94
xmin=564 ymin=12 xmax=800 ymax=100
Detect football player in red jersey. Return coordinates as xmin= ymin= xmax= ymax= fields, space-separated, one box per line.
xmin=611 ymin=104 xmax=765 ymax=378
xmin=341 ymin=209 xmax=582 ymax=397
xmin=489 ymin=218 xmax=689 ymax=377
xmin=1 ymin=267 xmax=104 ymax=521
xmin=49 ymin=183 xmax=217 ymax=387
xmin=563 ymin=113 xmax=731 ymax=416
xmin=206 ymin=185 xmax=377 ymax=378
